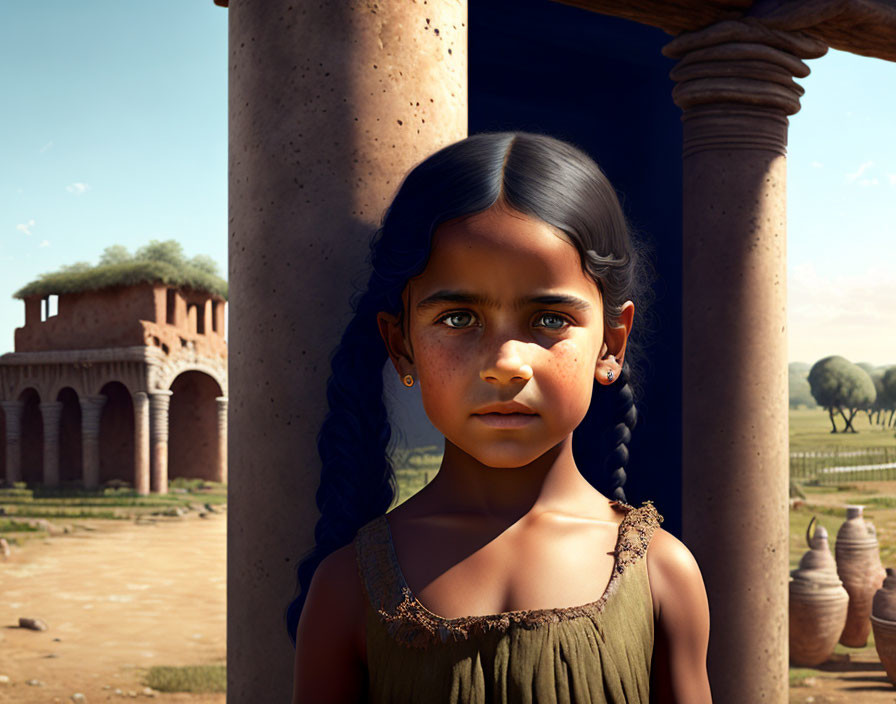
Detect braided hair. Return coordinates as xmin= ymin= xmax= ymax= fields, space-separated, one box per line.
xmin=285 ymin=131 xmax=653 ymax=645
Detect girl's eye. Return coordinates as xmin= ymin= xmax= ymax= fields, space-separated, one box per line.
xmin=535 ymin=313 xmax=571 ymax=330
xmin=438 ymin=311 xmax=477 ymax=329
xmin=436 ymin=311 xmax=571 ymax=331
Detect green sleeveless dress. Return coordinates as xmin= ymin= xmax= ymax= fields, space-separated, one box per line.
xmin=353 ymin=500 xmax=664 ymax=703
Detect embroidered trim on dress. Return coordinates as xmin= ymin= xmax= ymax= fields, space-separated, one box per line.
xmin=354 ymin=499 xmax=663 ymax=650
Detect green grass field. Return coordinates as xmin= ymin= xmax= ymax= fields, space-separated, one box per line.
xmin=0 ymin=477 xmax=227 ymax=545
xmin=789 ymin=406 xmax=896 ymax=453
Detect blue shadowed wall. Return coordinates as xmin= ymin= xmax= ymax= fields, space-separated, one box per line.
xmin=469 ymin=0 xmax=684 ymax=536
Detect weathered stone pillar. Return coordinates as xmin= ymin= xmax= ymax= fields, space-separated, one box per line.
xmin=227 ymin=1 xmax=467 ymax=700
xmin=1 ymin=401 xmax=23 ymax=485
xmin=80 ymin=394 xmax=106 ymax=489
xmin=215 ymin=396 xmax=227 ymax=484
xmin=663 ymin=20 xmax=826 ymax=703
xmin=149 ymin=390 xmax=172 ymax=495
xmin=40 ymin=401 xmax=63 ymax=488
xmin=133 ymin=392 xmax=150 ymax=496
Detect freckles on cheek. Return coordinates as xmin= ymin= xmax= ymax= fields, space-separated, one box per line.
xmin=416 ymin=338 xmax=465 ymax=378
xmin=548 ymin=341 xmax=589 ymax=383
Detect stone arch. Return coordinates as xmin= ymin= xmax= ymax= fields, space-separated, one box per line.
xmin=47 ymin=377 xmax=86 ymax=401
xmin=57 ymin=386 xmax=83 ymax=485
xmin=10 ymin=378 xmax=45 ymax=403
xmin=18 ymin=387 xmax=42 ymax=485
xmin=168 ymin=370 xmax=223 ymax=482
xmin=98 ymin=381 xmax=134 ymax=486
xmin=157 ymin=362 xmax=226 ymax=397
xmin=92 ymin=377 xmax=135 ymax=398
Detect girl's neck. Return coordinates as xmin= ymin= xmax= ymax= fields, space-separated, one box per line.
xmin=418 ymin=437 xmax=610 ymax=524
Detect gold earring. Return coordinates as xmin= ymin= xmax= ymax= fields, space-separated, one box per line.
xmin=402 ymin=374 xmax=414 ymax=387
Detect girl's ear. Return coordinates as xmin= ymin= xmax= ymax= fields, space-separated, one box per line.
xmin=377 ymin=310 xmax=414 ymax=379
xmin=595 ymin=301 xmax=635 ymax=385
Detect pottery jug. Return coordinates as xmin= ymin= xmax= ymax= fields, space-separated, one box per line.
xmin=871 ymin=568 xmax=896 ymax=686
xmin=790 ymin=517 xmax=849 ymax=666
xmin=835 ymin=505 xmax=887 ymax=647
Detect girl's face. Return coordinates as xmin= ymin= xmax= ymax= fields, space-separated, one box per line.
xmin=378 ymin=204 xmax=633 ymax=469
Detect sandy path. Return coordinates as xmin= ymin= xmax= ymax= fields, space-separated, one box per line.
xmin=0 ymin=513 xmax=225 ymax=703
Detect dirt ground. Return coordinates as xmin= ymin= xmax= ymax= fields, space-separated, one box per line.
xmin=0 ymin=512 xmax=225 ymax=704
xmin=790 ymin=651 xmax=896 ymax=704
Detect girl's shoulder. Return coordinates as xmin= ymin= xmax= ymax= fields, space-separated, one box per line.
xmin=291 ymin=542 xmax=368 ymax=701
xmin=303 ymin=543 xmax=368 ymax=661
xmin=644 ymin=518 xmax=706 ymax=622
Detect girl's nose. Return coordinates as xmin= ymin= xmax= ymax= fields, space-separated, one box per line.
xmin=480 ymin=343 xmax=533 ymax=384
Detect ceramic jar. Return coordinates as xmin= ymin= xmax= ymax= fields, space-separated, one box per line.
xmin=790 ymin=517 xmax=850 ymax=666
xmin=835 ymin=505 xmax=887 ymax=647
xmin=871 ymin=568 xmax=896 ymax=686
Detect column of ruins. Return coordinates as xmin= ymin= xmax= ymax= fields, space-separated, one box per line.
xmin=40 ymin=401 xmax=63 ymax=488
xmin=663 ymin=19 xmax=826 ymax=703
xmin=133 ymin=392 xmax=150 ymax=495
xmin=1 ymin=401 xmax=23 ymax=484
xmin=215 ymin=396 xmax=227 ymax=484
xmin=149 ymin=390 xmax=172 ymax=494
xmin=227 ymin=0 xmax=468 ymax=700
xmin=80 ymin=394 xmax=106 ymax=489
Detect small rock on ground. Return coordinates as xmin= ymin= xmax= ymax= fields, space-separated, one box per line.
xmin=19 ymin=616 xmax=49 ymax=631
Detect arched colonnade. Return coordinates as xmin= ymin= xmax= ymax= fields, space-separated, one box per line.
xmin=0 ymin=347 xmax=227 ymax=493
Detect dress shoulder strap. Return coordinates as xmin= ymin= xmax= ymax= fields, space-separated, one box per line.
xmin=354 ymin=514 xmax=403 ymax=615
xmin=609 ymin=499 xmax=664 ymax=571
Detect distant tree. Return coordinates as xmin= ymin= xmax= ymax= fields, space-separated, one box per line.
xmin=14 ymin=239 xmax=227 ymax=301
xmin=99 ymin=244 xmax=132 ymax=266
xmin=882 ymin=367 xmax=896 ymax=428
xmin=188 ymin=254 xmax=220 ymax=277
xmin=134 ymin=239 xmax=187 ymax=269
xmin=58 ymin=261 xmax=93 ymax=273
xmin=808 ymin=356 xmax=877 ymax=433
xmin=866 ymin=368 xmax=887 ymax=425
xmin=789 ymin=362 xmax=817 ymax=409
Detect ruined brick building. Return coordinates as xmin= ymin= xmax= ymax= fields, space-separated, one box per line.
xmin=0 ymin=281 xmax=227 ymax=494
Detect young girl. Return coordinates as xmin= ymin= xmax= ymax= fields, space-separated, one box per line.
xmin=288 ymin=132 xmax=712 ymax=703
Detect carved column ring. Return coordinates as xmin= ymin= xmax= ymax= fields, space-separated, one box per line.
xmin=672 ymin=42 xmax=812 ymax=80
xmin=663 ymin=18 xmax=828 ymax=61
xmin=672 ymin=59 xmax=803 ymax=92
xmin=672 ymin=77 xmax=804 ymax=114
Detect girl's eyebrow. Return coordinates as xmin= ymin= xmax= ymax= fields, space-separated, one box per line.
xmin=416 ymin=290 xmax=593 ymax=313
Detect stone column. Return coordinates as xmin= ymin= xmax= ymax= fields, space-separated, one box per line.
xmin=215 ymin=396 xmax=227 ymax=484
xmin=80 ymin=394 xmax=107 ymax=490
xmin=227 ymin=1 xmax=467 ymax=700
xmin=149 ymin=390 xmax=172 ymax=495
xmin=133 ymin=392 xmax=150 ymax=496
xmin=40 ymin=401 xmax=63 ymax=488
xmin=663 ymin=20 xmax=826 ymax=703
xmin=1 ymin=401 xmax=24 ymax=485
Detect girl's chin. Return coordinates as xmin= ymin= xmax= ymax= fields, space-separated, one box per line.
xmin=452 ymin=445 xmax=549 ymax=470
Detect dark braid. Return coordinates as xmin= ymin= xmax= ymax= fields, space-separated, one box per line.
xmin=604 ymin=364 xmax=637 ymax=503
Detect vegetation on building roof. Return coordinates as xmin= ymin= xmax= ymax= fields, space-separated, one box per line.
xmin=13 ymin=240 xmax=228 ymax=301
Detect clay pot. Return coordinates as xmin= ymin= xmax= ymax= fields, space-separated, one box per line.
xmin=834 ymin=505 xmax=887 ymax=647
xmin=790 ymin=517 xmax=850 ymax=666
xmin=871 ymin=568 xmax=896 ymax=686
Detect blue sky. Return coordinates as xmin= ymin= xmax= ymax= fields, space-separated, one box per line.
xmin=787 ymin=49 xmax=896 ymax=367
xmin=1 ymin=3 xmax=895 ymax=366
xmin=1 ymin=0 xmax=227 ymax=351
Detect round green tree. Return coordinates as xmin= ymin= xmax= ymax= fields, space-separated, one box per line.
xmin=808 ymin=356 xmax=876 ymax=433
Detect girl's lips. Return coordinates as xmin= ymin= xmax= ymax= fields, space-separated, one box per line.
xmin=473 ymin=412 xmax=538 ymax=428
